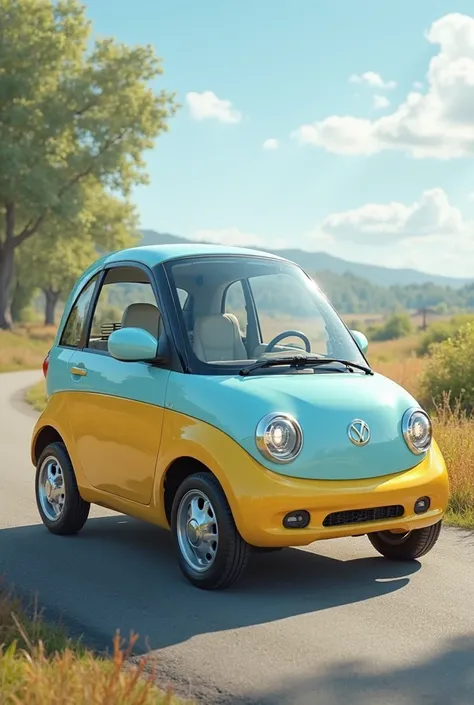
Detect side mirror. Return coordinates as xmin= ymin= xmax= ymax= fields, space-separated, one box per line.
xmin=108 ymin=327 xmax=159 ymax=362
xmin=350 ymin=329 xmax=369 ymax=355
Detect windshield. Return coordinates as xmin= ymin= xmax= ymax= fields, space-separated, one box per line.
xmin=164 ymin=255 xmax=367 ymax=374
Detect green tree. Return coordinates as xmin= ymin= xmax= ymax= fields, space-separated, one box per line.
xmin=369 ymin=312 xmax=414 ymax=341
xmin=0 ymin=0 xmax=177 ymax=328
xmin=16 ymin=183 xmax=139 ymax=325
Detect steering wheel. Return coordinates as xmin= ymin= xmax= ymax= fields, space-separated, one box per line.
xmin=264 ymin=330 xmax=311 ymax=354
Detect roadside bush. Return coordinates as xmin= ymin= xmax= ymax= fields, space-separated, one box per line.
xmin=417 ymin=313 xmax=474 ymax=356
xmin=420 ymin=322 xmax=474 ymax=413
xmin=367 ymin=312 xmax=413 ymax=342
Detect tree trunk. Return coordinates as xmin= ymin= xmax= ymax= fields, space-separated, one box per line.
xmin=11 ymin=277 xmax=35 ymax=323
xmin=44 ymin=289 xmax=59 ymax=326
xmin=0 ymin=203 xmax=17 ymax=330
xmin=0 ymin=243 xmax=14 ymax=330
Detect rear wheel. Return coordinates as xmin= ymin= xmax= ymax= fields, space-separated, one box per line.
xmin=35 ymin=442 xmax=90 ymax=535
xmin=171 ymin=472 xmax=250 ymax=590
xmin=367 ymin=520 xmax=442 ymax=560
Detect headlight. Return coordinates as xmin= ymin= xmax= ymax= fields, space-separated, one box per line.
xmin=402 ymin=407 xmax=432 ymax=455
xmin=255 ymin=413 xmax=303 ymax=463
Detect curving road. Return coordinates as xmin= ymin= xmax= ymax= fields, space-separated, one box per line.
xmin=0 ymin=370 xmax=473 ymax=705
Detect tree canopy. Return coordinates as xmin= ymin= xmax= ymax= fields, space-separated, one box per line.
xmin=0 ymin=0 xmax=177 ymax=327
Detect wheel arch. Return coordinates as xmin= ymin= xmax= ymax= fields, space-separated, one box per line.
xmin=31 ymin=425 xmax=65 ymax=466
xmin=162 ymin=456 xmax=221 ymax=526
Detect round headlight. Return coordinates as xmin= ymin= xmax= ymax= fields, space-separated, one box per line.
xmin=402 ymin=407 xmax=432 ymax=455
xmin=255 ymin=413 xmax=303 ymax=463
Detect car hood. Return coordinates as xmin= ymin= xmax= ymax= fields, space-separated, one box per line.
xmin=166 ymin=369 xmax=426 ymax=480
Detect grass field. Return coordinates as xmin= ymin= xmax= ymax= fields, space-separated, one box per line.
xmin=0 ymin=584 xmax=189 ymax=704
xmin=0 ymin=326 xmax=55 ymax=373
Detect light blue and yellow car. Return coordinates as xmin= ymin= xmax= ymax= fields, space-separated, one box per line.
xmin=31 ymin=244 xmax=450 ymax=589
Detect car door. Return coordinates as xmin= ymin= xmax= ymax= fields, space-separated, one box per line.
xmin=66 ymin=263 xmax=171 ymax=506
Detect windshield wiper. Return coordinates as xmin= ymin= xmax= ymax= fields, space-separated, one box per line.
xmin=239 ymin=354 xmax=374 ymax=377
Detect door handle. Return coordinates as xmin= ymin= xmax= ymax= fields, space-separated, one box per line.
xmin=70 ymin=366 xmax=87 ymax=377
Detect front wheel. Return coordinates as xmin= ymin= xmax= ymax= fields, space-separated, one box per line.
xmin=171 ymin=472 xmax=250 ymax=590
xmin=367 ymin=520 xmax=442 ymax=561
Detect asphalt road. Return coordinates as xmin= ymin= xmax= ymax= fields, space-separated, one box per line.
xmin=0 ymin=370 xmax=473 ymax=705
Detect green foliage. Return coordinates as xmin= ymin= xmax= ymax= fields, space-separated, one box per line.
xmin=0 ymin=0 xmax=177 ymax=326
xmin=16 ymin=182 xmax=140 ymax=317
xmin=313 ymin=271 xmax=474 ymax=315
xmin=366 ymin=312 xmax=414 ymax=341
xmin=417 ymin=314 xmax=474 ymax=356
xmin=421 ymin=322 xmax=474 ymax=413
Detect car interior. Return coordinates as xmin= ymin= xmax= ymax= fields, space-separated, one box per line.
xmin=84 ymin=259 xmax=322 ymax=363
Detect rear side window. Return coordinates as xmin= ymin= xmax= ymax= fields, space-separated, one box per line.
xmin=59 ymin=275 xmax=98 ymax=348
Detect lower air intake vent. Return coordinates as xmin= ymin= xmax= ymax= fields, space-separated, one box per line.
xmin=323 ymin=505 xmax=404 ymax=527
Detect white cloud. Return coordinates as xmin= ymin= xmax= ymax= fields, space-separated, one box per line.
xmin=469 ymin=191 xmax=474 ymax=201
xmin=294 ymin=13 xmax=474 ymax=158
xmin=186 ymin=91 xmax=242 ymax=123
xmin=373 ymin=95 xmax=390 ymax=109
xmin=413 ymin=81 xmax=424 ymax=89
xmin=349 ymin=71 xmax=397 ymax=90
xmin=262 ymin=138 xmax=279 ymax=150
xmin=321 ymin=188 xmax=464 ymax=242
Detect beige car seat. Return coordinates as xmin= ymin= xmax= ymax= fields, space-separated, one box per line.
xmin=193 ymin=314 xmax=247 ymax=362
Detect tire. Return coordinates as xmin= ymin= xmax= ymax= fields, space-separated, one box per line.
xmin=171 ymin=472 xmax=250 ymax=590
xmin=367 ymin=520 xmax=442 ymax=561
xmin=35 ymin=441 xmax=90 ymax=535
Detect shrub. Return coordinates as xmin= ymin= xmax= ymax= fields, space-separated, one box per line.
xmin=420 ymin=322 xmax=474 ymax=413
xmin=417 ymin=313 xmax=474 ymax=356
xmin=368 ymin=312 xmax=413 ymax=342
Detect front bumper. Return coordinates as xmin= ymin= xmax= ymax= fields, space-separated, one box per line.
xmin=229 ymin=440 xmax=449 ymax=547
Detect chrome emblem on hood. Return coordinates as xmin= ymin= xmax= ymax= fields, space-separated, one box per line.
xmin=348 ymin=419 xmax=371 ymax=446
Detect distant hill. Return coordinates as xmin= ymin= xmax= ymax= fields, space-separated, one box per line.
xmin=140 ymin=229 xmax=470 ymax=289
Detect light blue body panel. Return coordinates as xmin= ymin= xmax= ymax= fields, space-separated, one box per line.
xmin=67 ymin=350 xmax=171 ymax=408
xmin=165 ymin=370 xmax=425 ymax=481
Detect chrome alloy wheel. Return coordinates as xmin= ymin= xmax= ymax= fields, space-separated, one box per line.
xmin=37 ymin=455 xmax=66 ymax=521
xmin=176 ymin=489 xmax=219 ymax=572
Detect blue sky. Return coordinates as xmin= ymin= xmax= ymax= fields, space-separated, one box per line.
xmin=86 ymin=1 xmax=474 ymax=276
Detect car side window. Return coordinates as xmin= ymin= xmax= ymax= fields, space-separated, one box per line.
xmin=223 ymin=280 xmax=248 ymax=334
xmin=59 ymin=274 xmax=98 ymax=348
xmin=86 ymin=267 xmax=161 ymax=352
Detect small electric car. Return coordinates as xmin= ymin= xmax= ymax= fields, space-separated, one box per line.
xmin=31 ymin=244 xmax=450 ymax=589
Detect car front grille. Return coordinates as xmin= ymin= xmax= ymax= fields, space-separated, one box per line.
xmin=322 ymin=504 xmax=404 ymax=528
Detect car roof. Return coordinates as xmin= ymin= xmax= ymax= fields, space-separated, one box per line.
xmin=104 ymin=243 xmax=288 ymax=267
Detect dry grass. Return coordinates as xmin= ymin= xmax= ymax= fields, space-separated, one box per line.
xmin=431 ymin=398 xmax=474 ymax=529
xmin=0 ymin=326 xmax=55 ymax=373
xmin=370 ymin=348 xmax=474 ymax=529
xmin=0 ymin=583 xmax=190 ymax=705
xmin=25 ymin=380 xmax=47 ymax=412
